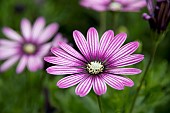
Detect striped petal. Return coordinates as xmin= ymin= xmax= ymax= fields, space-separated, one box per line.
xmin=51 ymin=47 xmax=83 ymax=64
xmin=0 ymin=55 xmax=19 ymax=72
xmin=46 ymin=66 xmax=83 ymax=75
xmin=107 ymin=68 xmax=142 ymax=75
xmin=87 ymin=27 xmax=99 ymax=60
xmin=73 ymin=30 xmax=91 ymax=61
xmin=112 ymin=75 xmax=134 ymax=87
xmin=32 ymin=17 xmax=45 ymax=41
xmin=44 ymin=56 xmax=83 ymax=66
xmin=16 ymin=55 xmax=28 ymax=73
xmin=38 ymin=23 xmax=59 ymax=44
xmin=108 ymin=54 xmax=144 ymax=67
xmin=2 ymin=27 xmax=22 ymax=42
xmin=59 ymin=42 xmax=86 ymax=62
xmin=104 ymin=33 xmax=127 ymax=60
xmin=93 ymin=76 xmax=107 ymax=95
xmin=57 ymin=74 xmax=88 ymax=88
xmin=21 ymin=18 xmax=32 ymax=41
xmin=99 ymin=30 xmax=114 ymax=59
xmin=101 ymin=74 xmax=124 ymax=90
xmin=75 ymin=76 xmax=93 ymax=97
xmin=108 ymin=41 xmax=139 ymax=62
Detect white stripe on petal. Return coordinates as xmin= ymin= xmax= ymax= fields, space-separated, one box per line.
xmin=57 ymin=74 xmax=88 ymax=88
xmin=93 ymin=76 xmax=107 ymax=95
xmin=107 ymin=68 xmax=142 ymax=75
xmin=75 ymin=76 xmax=93 ymax=97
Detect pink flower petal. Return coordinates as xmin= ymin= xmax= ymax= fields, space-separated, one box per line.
xmin=2 ymin=27 xmax=22 ymax=42
xmin=107 ymin=68 xmax=142 ymax=75
xmin=32 ymin=17 xmax=45 ymax=41
xmin=38 ymin=23 xmax=59 ymax=44
xmin=87 ymin=27 xmax=99 ymax=60
xmin=93 ymin=76 xmax=107 ymax=95
xmin=57 ymin=74 xmax=88 ymax=88
xmin=0 ymin=39 xmax=19 ymax=48
xmin=0 ymin=48 xmax=18 ymax=60
xmin=112 ymin=75 xmax=134 ymax=87
xmin=73 ymin=30 xmax=91 ymax=61
xmin=108 ymin=54 xmax=144 ymax=67
xmin=21 ymin=18 xmax=32 ymax=41
xmin=75 ymin=76 xmax=93 ymax=97
xmin=108 ymin=41 xmax=139 ymax=62
xmin=27 ymin=56 xmax=40 ymax=72
xmin=44 ymin=56 xmax=83 ymax=66
xmin=59 ymin=42 xmax=87 ymax=62
xmin=99 ymin=30 xmax=114 ymax=59
xmin=101 ymin=74 xmax=124 ymax=90
xmin=36 ymin=42 xmax=52 ymax=57
xmin=0 ymin=55 xmax=19 ymax=72
xmin=51 ymin=47 xmax=84 ymax=64
xmin=104 ymin=32 xmax=127 ymax=61
xmin=46 ymin=66 xmax=83 ymax=75
xmin=16 ymin=55 xmax=28 ymax=73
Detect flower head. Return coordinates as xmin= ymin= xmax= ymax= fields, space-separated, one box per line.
xmin=143 ymin=0 xmax=170 ymax=33
xmin=45 ymin=27 xmax=144 ymax=97
xmin=0 ymin=17 xmax=58 ymax=73
xmin=80 ymin=0 xmax=146 ymax=12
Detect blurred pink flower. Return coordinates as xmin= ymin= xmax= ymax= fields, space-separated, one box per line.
xmin=44 ymin=27 xmax=144 ymax=97
xmin=80 ymin=0 xmax=146 ymax=12
xmin=0 ymin=17 xmax=58 ymax=73
xmin=52 ymin=33 xmax=68 ymax=48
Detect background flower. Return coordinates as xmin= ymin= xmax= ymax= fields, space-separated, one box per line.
xmin=0 ymin=17 xmax=58 ymax=73
xmin=45 ymin=27 xmax=144 ymax=97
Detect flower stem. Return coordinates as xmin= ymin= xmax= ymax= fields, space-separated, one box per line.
xmin=129 ymin=33 xmax=163 ymax=113
xmin=99 ymin=12 xmax=106 ymax=35
xmin=96 ymin=95 xmax=103 ymax=113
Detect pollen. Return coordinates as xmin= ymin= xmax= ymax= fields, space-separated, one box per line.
xmin=86 ymin=61 xmax=104 ymax=75
xmin=23 ymin=43 xmax=36 ymax=54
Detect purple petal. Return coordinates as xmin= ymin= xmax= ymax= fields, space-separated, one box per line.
xmin=57 ymin=74 xmax=88 ymax=88
xmin=112 ymin=75 xmax=134 ymax=87
xmin=51 ymin=47 xmax=84 ymax=64
xmin=104 ymin=33 xmax=127 ymax=61
xmin=44 ymin=56 xmax=83 ymax=66
xmin=2 ymin=27 xmax=22 ymax=42
xmin=75 ymin=76 xmax=93 ymax=97
xmin=87 ymin=27 xmax=99 ymax=60
xmin=0 ymin=48 xmax=18 ymax=60
xmin=0 ymin=55 xmax=19 ymax=72
xmin=27 ymin=56 xmax=40 ymax=72
xmin=108 ymin=41 xmax=139 ymax=62
xmin=21 ymin=18 xmax=32 ymax=41
xmin=73 ymin=30 xmax=91 ymax=61
xmin=99 ymin=30 xmax=114 ymax=59
xmin=101 ymin=74 xmax=124 ymax=90
xmin=16 ymin=55 xmax=28 ymax=73
xmin=46 ymin=66 xmax=84 ymax=75
xmin=107 ymin=68 xmax=142 ymax=75
xmin=36 ymin=42 xmax=52 ymax=57
xmin=0 ymin=39 xmax=19 ymax=47
xmin=38 ymin=23 xmax=59 ymax=44
xmin=32 ymin=17 xmax=45 ymax=41
xmin=59 ymin=42 xmax=87 ymax=62
xmin=108 ymin=54 xmax=144 ymax=67
xmin=93 ymin=76 xmax=107 ymax=95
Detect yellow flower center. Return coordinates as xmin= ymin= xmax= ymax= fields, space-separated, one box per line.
xmin=87 ymin=61 xmax=104 ymax=75
xmin=109 ymin=2 xmax=122 ymax=10
xmin=23 ymin=43 xmax=36 ymax=54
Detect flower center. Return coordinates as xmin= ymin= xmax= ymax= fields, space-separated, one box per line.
xmin=109 ymin=2 xmax=122 ymax=10
xmin=86 ymin=61 xmax=104 ymax=75
xmin=23 ymin=43 xmax=36 ymax=54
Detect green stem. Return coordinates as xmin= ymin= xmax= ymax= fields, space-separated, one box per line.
xmin=96 ymin=95 xmax=103 ymax=113
xmin=99 ymin=12 xmax=106 ymax=35
xmin=129 ymin=39 xmax=160 ymax=113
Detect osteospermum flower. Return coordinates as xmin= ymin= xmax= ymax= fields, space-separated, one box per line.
xmin=0 ymin=17 xmax=58 ymax=73
xmin=44 ymin=27 xmax=144 ymax=97
xmin=80 ymin=0 xmax=146 ymax=12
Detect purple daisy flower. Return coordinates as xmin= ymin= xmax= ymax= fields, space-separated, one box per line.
xmin=0 ymin=17 xmax=58 ymax=73
xmin=44 ymin=27 xmax=144 ymax=97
